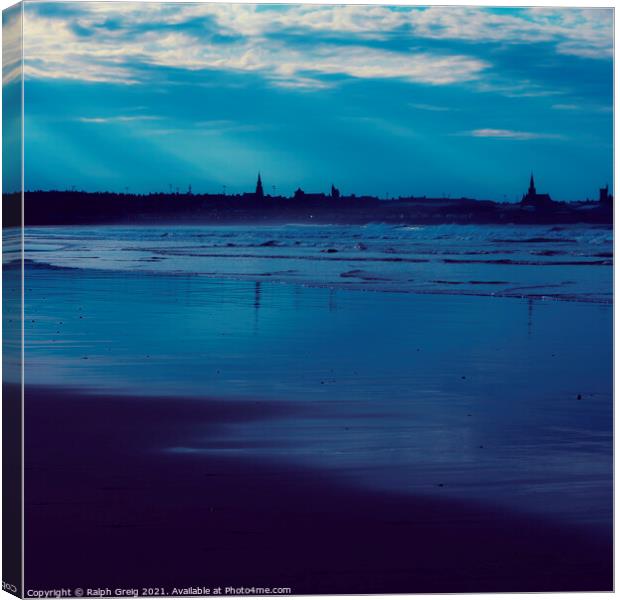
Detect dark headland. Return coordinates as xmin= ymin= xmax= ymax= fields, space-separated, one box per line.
xmin=4 ymin=175 xmax=613 ymax=227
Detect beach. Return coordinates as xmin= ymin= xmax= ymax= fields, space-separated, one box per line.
xmin=24 ymin=383 xmax=611 ymax=594
xmin=20 ymin=223 xmax=613 ymax=593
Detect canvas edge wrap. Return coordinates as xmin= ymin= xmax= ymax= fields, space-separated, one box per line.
xmin=3 ymin=2 xmax=24 ymax=597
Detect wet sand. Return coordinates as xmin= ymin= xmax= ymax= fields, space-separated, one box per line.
xmin=25 ymin=384 xmax=612 ymax=594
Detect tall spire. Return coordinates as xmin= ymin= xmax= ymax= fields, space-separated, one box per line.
xmin=529 ymin=172 xmax=536 ymax=195
xmin=255 ymin=172 xmax=264 ymax=199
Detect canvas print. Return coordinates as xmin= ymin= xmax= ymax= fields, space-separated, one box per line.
xmin=2 ymin=2 xmax=614 ymax=596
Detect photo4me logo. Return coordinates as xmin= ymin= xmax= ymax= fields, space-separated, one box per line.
xmin=222 ymin=588 xmax=291 ymax=595
xmin=171 ymin=587 xmax=293 ymax=596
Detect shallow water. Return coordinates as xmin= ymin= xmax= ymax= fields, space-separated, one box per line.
xmin=23 ymin=223 xmax=613 ymax=302
xmin=17 ymin=223 xmax=613 ymax=534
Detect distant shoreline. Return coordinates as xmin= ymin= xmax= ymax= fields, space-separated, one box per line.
xmin=3 ymin=191 xmax=613 ymax=227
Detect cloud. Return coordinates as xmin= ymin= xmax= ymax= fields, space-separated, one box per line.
xmin=194 ymin=120 xmax=263 ymax=134
xmin=19 ymin=3 xmax=612 ymax=94
xmin=21 ymin=7 xmax=489 ymax=88
xmin=467 ymin=128 xmax=565 ymax=140
xmin=409 ymin=103 xmax=455 ymax=112
xmin=407 ymin=7 xmax=612 ymax=59
xmin=141 ymin=5 xmax=612 ymax=59
xmin=78 ymin=115 xmax=161 ymax=123
xmin=2 ymin=7 xmax=23 ymax=85
xmin=162 ymin=5 xmax=613 ymax=59
xmin=551 ymin=102 xmax=612 ymax=113
xmin=203 ymin=4 xmax=408 ymax=39
xmin=274 ymin=46 xmax=487 ymax=86
xmin=270 ymin=75 xmax=333 ymax=90
xmin=551 ymin=103 xmax=580 ymax=110
xmin=475 ymin=79 xmax=565 ymax=98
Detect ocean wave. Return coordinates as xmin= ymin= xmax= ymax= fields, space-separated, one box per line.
xmin=491 ymin=237 xmax=577 ymax=244
xmin=442 ymin=258 xmax=611 ymax=266
xmin=23 ymin=223 xmax=613 ymax=305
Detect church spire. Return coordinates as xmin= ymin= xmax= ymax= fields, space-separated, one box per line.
xmin=255 ymin=172 xmax=264 ymax=199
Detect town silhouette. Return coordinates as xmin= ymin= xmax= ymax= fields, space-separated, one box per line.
xmin=5 ymin=172 xmax=613 ymax=227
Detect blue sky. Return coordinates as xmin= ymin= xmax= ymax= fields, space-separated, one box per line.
xmin=4 ymin=3 xmax=614 ymax=200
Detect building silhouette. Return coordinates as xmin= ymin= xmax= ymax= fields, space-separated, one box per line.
xmin=599 ymin=184 xmax=613 ymax=204
xmin=255 ymin=173 xmax=264 ymax=200
xmin=331 ymin=184 xmax=341 ymax=200
xmin=294 ymin=187 xmax=326 ymax=201
xmin=521 ymin=173 xmax=553 ymax=207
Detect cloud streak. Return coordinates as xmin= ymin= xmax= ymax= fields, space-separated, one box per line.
xmin=78 ymin=115 xmax=161 ymax=123
xmin=467 ymin=128 xmax=566 ymax=141
xmin=409 ymin=103 xmax=455 ymax=112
